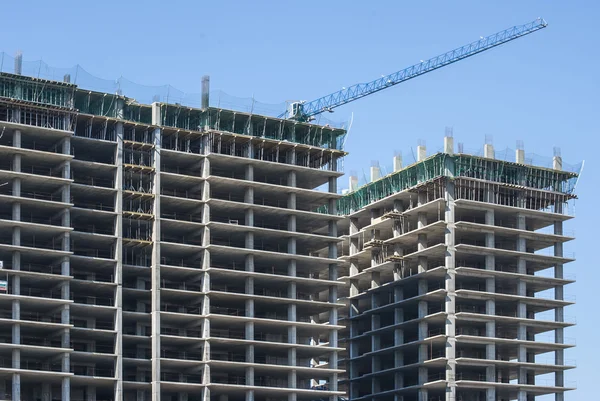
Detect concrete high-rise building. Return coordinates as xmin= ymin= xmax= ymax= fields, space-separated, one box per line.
xmin=0 ymin=65 xmax=578 ymax=401
xmin=0 ymin=70 xmax=346 ymax=401
xmin=332 ymin=138 xmax=577 ymax=401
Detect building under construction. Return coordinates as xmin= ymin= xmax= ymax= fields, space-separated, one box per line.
xmin=0 ymin=47 xmax=577 ymax=401
xmin=0 ymin=66 xmax=347 ymax=401
xmin=329 ymin=138 xmax=577 ymax=401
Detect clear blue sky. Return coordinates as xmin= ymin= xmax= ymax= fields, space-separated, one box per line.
xmin=2 ymin=0 xmax=598 ymax=399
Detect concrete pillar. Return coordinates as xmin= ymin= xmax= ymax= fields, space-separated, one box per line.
xmin=444 ymin=136 xmax=454 ymax=155
xmin=150 ymin=112 xmax=162 ymax=401
xmin=417 ymin=144 xmax=426 ymax=161
xmin=348 ymin=215 xmax=360 ymax=396
xmin=444 ymin=156 xmax=457 ymax=401
xmin=370 ymin=164 xmax=380 ymax=182
xmin=245 ymin=250 xmax=255 ymax=388
xmin=484 ymin=211 xmax=497 ymax=389
xmin=554 ymin=219 xmax=565 ymax=400
xmin=60 ymin=145 xmax=71 ymax=400
xmin=394 ymin=290 xmax=405 ymax=390
xmin=484 ymin=143 xmax=495 ymax=159
xmin=349 ymin=175 xmax=358 ymax=192
xmin=327 ymin=174 xmax=339 ymax=392
xmin=14 ymin=52 xmax=22 ymax=75
xmin=393 ymin=153 xmax=402 ymax=172
xmin=114 ymin=122 xmax=124 ymax=401
xmin=417 ymin=191 xmax=428 ymax=273
xmin=61 ymin=378 xmax=69 ymax=401
xmin=200 ymin=153 xmax=212 ymax=381
xmin=515 ymin=213 xmax=529 ymax=394
xmin=11 ymin=167 xmax=21 ymax=401
xmin=287 ymin=258 xmax=297 ymax=395
xmin=516 ymin=148 xmax=525 ymax=164
xmin=553 ymin=155 xmax=563 ymax=171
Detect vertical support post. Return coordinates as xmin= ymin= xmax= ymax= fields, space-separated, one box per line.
xmin=485 ymin=209 xmax=496 ymax=401
xmin=114 ymin=119 xmax=125 ymax=401
xmin=516 ymin=213 xmax=528 ymax=401
xmin=554 ymin=209 xmax=565 ymax=401
xmin=60 ymin=134 xmax=72 ymax=401
xmin=444 ymin=156 xmax=457 ymax=401
xmin=200 ymin=153 xmax=211 ymax=401
xmin=327 ymin=158 xmax=339 ymax=401
xmin=201 ymin=76 xmax=210 ymax=110
xmin=150 ymin=103 xmax=162 ymax=401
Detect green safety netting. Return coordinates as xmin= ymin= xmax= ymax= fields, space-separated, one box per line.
xmin=321 ymin=153 xmax=579 ymax=216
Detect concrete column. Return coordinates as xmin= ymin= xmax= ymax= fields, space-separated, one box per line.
xmin=12 ymin=278 xmax=20 ymax=400
xmin=484 ymin=143 xmax=495 ymax=159
xmin=245 ymin=266 xmax=255 ymax=388
xmin=200 ymin=157 xmax=212 ymax=395
xmin=201 ymin=265 xmax=211 ymax=392
xmin=349 ymin=217 xmax=360 ymax=299
xmin=371 ymin=304 xmax=380 ymax=354
xmin=484 ymin=209 xmax=496 ymax=388
xmin=516 ymin=148 xmax=525 ymax=164
xmin=370 ymin=164 xmax=381 ymax=182
xmin=417 ymin=144 xmax=426 ymax=161
xmin=418 ymin=279 xmax=429 ymax=385
xmin=393 ymin=153 xmax=402 ymax=172
xmin=515 ymin=214 xmax=529 ymax=396
xmin=12 ymin=127 xmax=22 ymax=296
xmin=60 ymin=157 xmax=71 ymax=401
xmin=444 ymin=156 xmax=457 ymax=401
xmin=444 ymin=136 xmax=454 ymax=155
xmin=11 ymin=131 xmax=21 ymax=401
xmin=554 ymin=219 xmax=565 ymax=400
xmin=394 ymin=288 xmax=404 ymax=389
xmin=393 ymin=201 xmax=405 ymax=282
xmin=60 ymin=135 xmax=72 ymax=401
xmin=417 ymin=192 xmax=428 ymax=273
xmin=150 ymin=112 xmax=162 ymax=401
xmin=348 ymin=214 xmax=360 ymax=400
xmin=287 ymin=260 xmax=297 ymax=398
xmin=349 ymin=175 xmax=358 ymax=192
xmin=327 ymin=174 xmax=338 ymax=393
xmin=114 ymin=121 xmax=124 ymax=401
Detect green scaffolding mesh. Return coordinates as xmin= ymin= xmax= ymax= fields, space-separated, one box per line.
xmin=319 ymin=154 xmax=448 ymax=215
xmin=454 ymin=154 xmax=578 ymax=194
xmin=0 ymin=73 xmax=73 ymax=109
xmin=323 ymin=153 xmax=579 ymax=216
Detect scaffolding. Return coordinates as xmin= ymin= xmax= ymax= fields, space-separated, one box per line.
xmin=326 ymin=152 xmax=579 ymax=216
xmin=0 ymin=72 xmax=74 ymax=109
xmin=454 ymin=154 xmax=578 ymax=194
xmin=323 ymin=154 xmax=447 ymax=215
xmin=0 ymin=98 xmax=75 ymax=131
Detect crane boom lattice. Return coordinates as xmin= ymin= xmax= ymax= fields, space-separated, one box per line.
xmin=284 ymin=18 xmax=547 ymax=121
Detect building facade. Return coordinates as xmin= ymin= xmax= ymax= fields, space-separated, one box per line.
xmin=0 ymin=71 xmax=346 ymax=401
xmin=0 ymin=68 xmax=578 ymax=401
xmin=334 ymin=138 xmax=576 ymax=401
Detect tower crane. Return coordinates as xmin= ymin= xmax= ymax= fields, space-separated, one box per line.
xmin=283 ymin=18 xmax=547 ymax=122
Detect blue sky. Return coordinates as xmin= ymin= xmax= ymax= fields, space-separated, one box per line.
xmin=2 ymin=0 xmax=599 ymax=399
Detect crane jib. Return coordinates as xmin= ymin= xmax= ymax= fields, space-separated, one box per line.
xmin=285 ymin=18 xmax=547 ymax=121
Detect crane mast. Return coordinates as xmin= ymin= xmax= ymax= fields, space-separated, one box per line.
xmin=284 ymin=18 xmax=547 ymax=122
